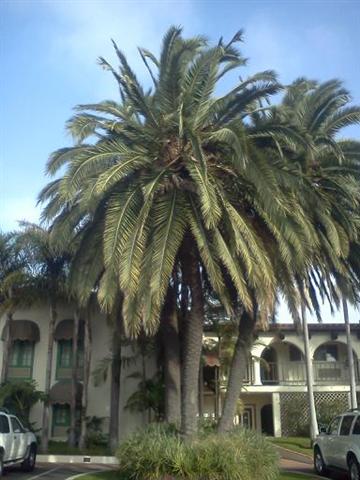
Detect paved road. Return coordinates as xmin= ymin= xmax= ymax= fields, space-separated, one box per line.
xmin=3 ymin=463 xmax=115 ymax=480
xmin=278 ymin=446 xmax=348 ymax=479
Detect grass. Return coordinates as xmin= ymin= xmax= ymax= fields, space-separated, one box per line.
xmin=271 ymin=437 xmax=312 ymax=457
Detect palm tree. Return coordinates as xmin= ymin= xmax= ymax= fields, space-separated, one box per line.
xmin=270 ymin=78 xmax=360 ymax=438
xmin=40 ymin=27 xmax=311 ymax=436
xmin=17 ymin=222 xmax=70 ymax=452
xmin=0 ymin=231 xmax=29 ymax=383
xmin=39 ymin=28 xmax=360 ymax=439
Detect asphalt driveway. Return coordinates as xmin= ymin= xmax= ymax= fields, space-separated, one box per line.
xmin=3 ymin=463 xmax=115 ymax=480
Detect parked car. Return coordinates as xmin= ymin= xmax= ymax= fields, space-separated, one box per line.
xmin=0 ymin=409 xmax=37 ymax=476
xmin=313 ymin=408 xmax=360 ymax=479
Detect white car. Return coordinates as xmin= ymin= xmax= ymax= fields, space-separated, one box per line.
xmin=0 ymin=409 xmax=37 ymax=476
xmin=314 ymin=409 xmax=360 ymax=479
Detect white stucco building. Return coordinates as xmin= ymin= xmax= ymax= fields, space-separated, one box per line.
xmin=0 ymin=304 xmax=359 ymax=440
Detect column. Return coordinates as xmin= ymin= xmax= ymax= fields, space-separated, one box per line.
xmin=272 ymin=392 xmax=282 ymax=437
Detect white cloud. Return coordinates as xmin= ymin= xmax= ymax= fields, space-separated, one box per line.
xmin=45 ymin=0 xmax=198 ymax=98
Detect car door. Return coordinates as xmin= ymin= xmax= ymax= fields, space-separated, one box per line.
xmin=0 ymin=415 xmax=12 ymax=462
xmin=10 ymin=417 xmax=27 ymax=459
xmin=324 ymin=416 xmax=342 ymax=466
xmin=334 ymin=414 xmax=356 ymax=469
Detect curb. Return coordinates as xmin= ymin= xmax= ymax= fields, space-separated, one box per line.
xmin=37 ymin=454 xmax=119 ymax=465
xmin=282 ymin=469 xmax=323 ymax=479
xmin=276 ymin=445 xmax=313 ymax=461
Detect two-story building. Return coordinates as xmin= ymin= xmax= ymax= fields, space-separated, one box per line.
xmin=1 ymin=304 xmax=359 ymax=439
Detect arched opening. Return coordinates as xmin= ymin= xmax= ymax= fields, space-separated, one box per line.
xmin=261 ymin=341 xmax=305 ymax=385
xmin=261 ymin=346 xmax=278 ymax=384
xmin=313 ymin=341 xmax=359 ymax=384
xmin=261 ymin=404 xmax=274 ymax=436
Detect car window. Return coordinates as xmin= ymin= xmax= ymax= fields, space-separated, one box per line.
xmin=340 ymin=415 xmax=355 ymax=436
xmin=353 ymin=416 xmax=360 ymax=435
xmin=0 ymin=415 xmax=10 ymax=433
xmin=10 ymin=417 xmax=24 ymax=434
xmin=328 ymin=416 xmax=341 ymax=435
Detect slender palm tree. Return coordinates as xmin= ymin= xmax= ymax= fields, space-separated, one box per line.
xmin=270 ymin=78 xmax=360 ymax=438
xmin=0 ymin=231 xmax=30 ymax=383
xmin=17 ymin=222 xmax=70 ymax=452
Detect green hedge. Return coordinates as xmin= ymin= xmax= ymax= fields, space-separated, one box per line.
xmin=117 ymin=424 xmax=279 ymax=480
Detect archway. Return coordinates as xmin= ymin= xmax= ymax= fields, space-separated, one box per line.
xmin=261 ymin=404 xmax=274 ymax=436
xmin=313 ymin=341 xmax=359 ymax=384
xmin=260 ymin=346 xmax=278 ymax=384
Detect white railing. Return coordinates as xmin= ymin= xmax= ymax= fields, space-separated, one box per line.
xmin=259 ymin=361 xmax=359 ymax=386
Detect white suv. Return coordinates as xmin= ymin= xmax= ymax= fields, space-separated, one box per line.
xmin=314 ymin=409 xmax=360 ymax=479
xmin=0 ymin=409 xmax=37 ymax=476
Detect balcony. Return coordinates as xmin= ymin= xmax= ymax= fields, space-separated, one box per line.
xmin=260 ymin=361 xmax=360 ymax=386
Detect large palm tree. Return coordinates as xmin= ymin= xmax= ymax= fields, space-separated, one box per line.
xmin=39 ymin=27 xmax=292 ymax=436
xmin=39 ymin=28 xmax=360 ymax=438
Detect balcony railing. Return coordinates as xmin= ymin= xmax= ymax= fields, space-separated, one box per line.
xmin=260 ymin=361 xmax=359 ymax=386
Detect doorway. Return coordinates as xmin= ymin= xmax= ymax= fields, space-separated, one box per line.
xmin=261 ymin=404 xmax=274 ymax=436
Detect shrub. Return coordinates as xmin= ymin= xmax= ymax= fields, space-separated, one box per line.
xmin=317 ymin=397 xmax=345 ymax=429
xmin=0 ymin=380 xmax=44 ymax=429
xmin=117 ymin=424 xmax=279 ymax=480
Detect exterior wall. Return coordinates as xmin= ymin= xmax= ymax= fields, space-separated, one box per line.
xmin=0 ymin=304 xmax=155 ymax=441
xmin=1 ymin=306 xmax=359 ymax=440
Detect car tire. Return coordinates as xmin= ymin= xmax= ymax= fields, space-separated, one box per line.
xmin=314 ymin=447 xmax=328 ymax=477
xmin=349 ymin=455 xmax=360 ymax=480
xmin=21 ymin=445 xmax=36 ymax=472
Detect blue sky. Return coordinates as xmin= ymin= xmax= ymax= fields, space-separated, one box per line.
xmin=1 ymin=0 xmax=359 ymax=322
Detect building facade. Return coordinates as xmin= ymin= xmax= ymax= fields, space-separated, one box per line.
xmin=0 ymin=304 xmax=359 ymax=440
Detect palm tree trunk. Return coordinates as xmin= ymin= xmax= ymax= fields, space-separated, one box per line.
xmin=41 ymin=298 xmax=57 ymax=453
xmin=109 ymin=295 xmax=124 ymax=453
xmin=198 ymin=363 xmax=204 ymax=418
xmin=301 ymin=301 xmax=319 ymax=441
xmin=109 ymin=334 xmax=121 ymax=452
xmin=343 ymin=297 xmax=358 ymax=409
xmin=69 ymin=308 xmax=80 ymax=447
xmin=180 ymin=246 xmax=204 ymax=438
xmin=0 ymin=311 xmax=13 ymax=384
xmin=79 ymin=308 xmax=92 ymax=450
xmin=218 ymin=311 xmax=253 ymax=433
xmin=161 ymin=288 xmax=181 ymax=425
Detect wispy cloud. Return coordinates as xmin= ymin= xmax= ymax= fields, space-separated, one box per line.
xmin=45 ymin=0 xmax=198 ymax=98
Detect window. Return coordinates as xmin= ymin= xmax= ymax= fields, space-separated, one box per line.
xmin=340 ymin=415 xmax=355 ymax=436
xmin=352 ymin=416 xmax=360 ymax=435
xmin=9 ymin=341 xmax=34 ymax=368
xmin=289 ymin=345 xmax=302 ymax=362
xmin=57 ymin=340 xmax=84 ymax=378
xmin=315 ymin=344 xmax=338 ymax=362
xmin=53 ymin=405 xmax=70 ymax=427
xmin=328 ymin=416 xmax=341 ymax=435
xmin=58 ymin=341 xmax=72 ymax=368
xmin=10 ymin=417 xmax=24 ymax=433
xmin=0 ymin=415 xmax=10 ymax=433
